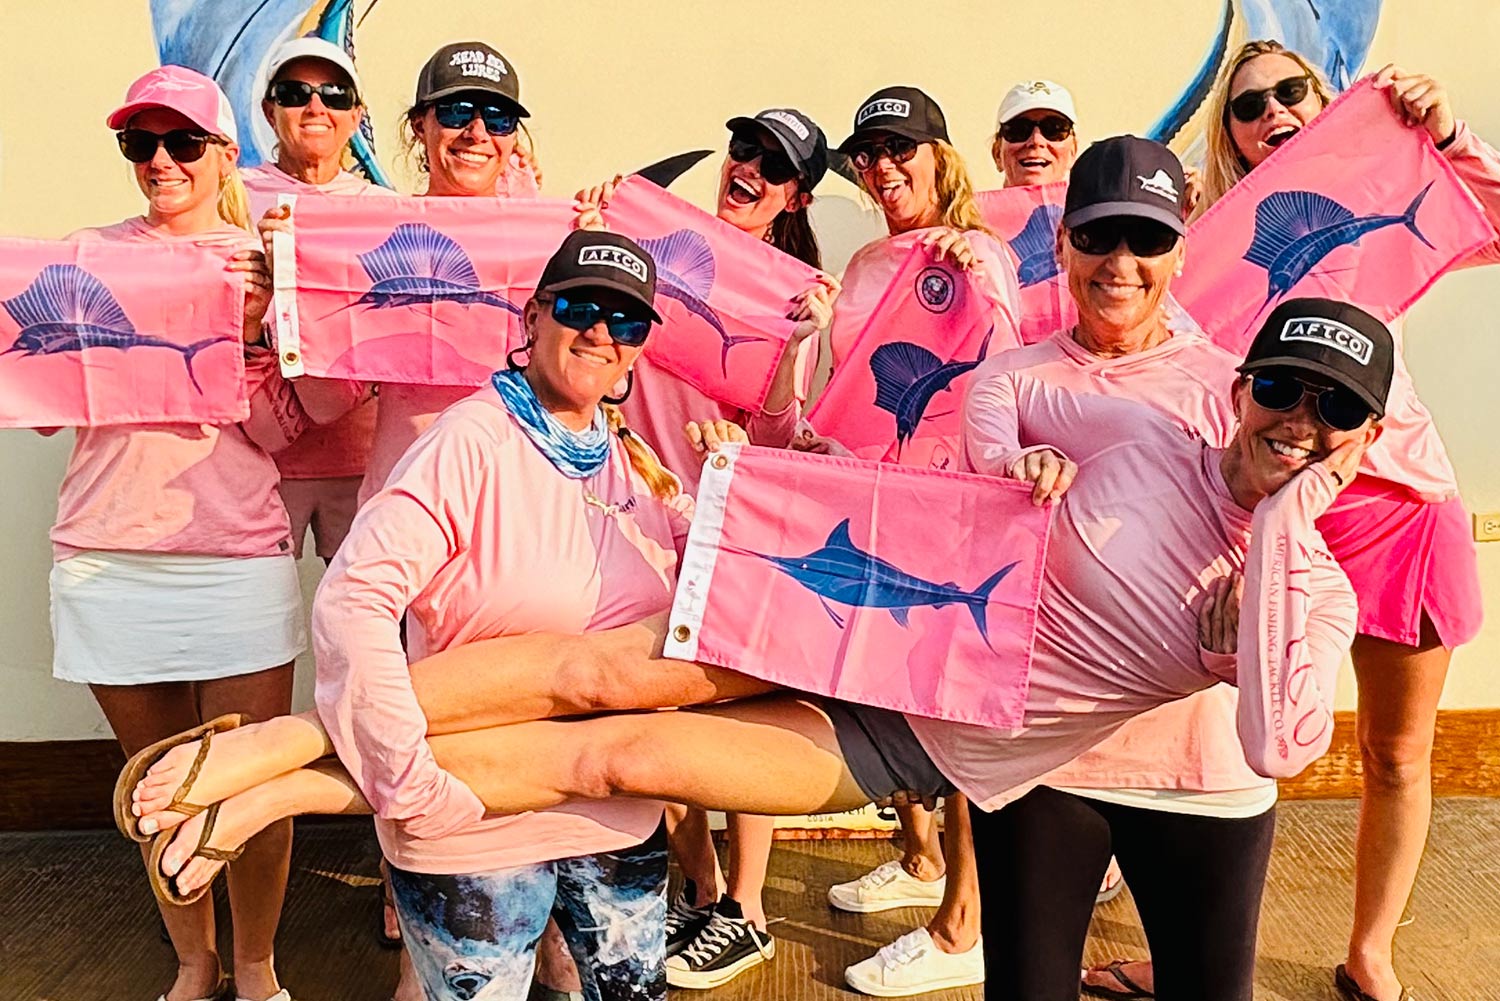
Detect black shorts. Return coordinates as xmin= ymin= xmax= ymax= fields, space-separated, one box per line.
xmin=820 ymin=698 xmax=958 ymax=801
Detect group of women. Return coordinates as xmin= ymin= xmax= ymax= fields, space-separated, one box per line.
xmin=35 ymin=25 xmax=1498 ymax=1001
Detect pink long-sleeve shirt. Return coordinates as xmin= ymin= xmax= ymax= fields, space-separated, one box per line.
xmin=50 ymin=218 xmax=309 ymax=560
xmin=911 ymin=385 xmax=1357 ymax=810
xmin=313 ymin=389 xmax=691 ymax=874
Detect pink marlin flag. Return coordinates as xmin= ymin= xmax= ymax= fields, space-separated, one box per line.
xmin=272 ymin=194 xmax=575 ymax=385
xmin=602 ymin=176 xmax=827 ymax=411
xmin=1176 ymin=76 xmax=1498 ymax=354
xmin=0 ymin=237 xmax=246 ymax=428
xmin=977 ymin=182 xmax=1076 ymax=344
xmin=664 ymin=444 xmax=1049 ymax=727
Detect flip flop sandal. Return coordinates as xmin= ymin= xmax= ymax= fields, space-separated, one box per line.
xmin=1335 ymin=964 xmax=1417 ymax=1001
xmin=152 ymin=977 xmax=230 ymax=1001
xmin=376 ymin=860 xmax=402 ymax=950
xmin=147 ymin=802 xmax=244 ymax=907
xmin=114 ymin=714 xmax=246 ymax=843
xmin=1082 ymin=959 xmax=1155 ymax=999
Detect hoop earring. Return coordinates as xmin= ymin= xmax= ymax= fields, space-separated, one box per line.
xmin=602 ymin=368 xmax=634 ymax=406
xmin=506 ymin=341 xmax=533 ymax=372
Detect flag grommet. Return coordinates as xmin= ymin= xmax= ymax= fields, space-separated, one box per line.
xmin=712 ymin=455 xmax=729 ymax=470
xmin=282 ymin=350 xmax=300 ymax=366
xmin=672 ymin=624 xmax=692 ymax=643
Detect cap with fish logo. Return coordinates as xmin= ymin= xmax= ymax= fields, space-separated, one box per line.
xmin=107 ymin=65 xmax=238 ymax=142
xmin=725 ymin=108 xmax=830 ymax=188
xmin=1238 ymin=297 xmax=1396 ymax=417
xmin=415 ymin=41 xmax=528 ymax=115
xmin=536 ymin=230 xmax=662 ymax=322
xmin=995 ymin=79 xmax=1077 ymax=130
xmin=837 ymin=86 xmax=950 ymax=152
xmin=1063 ymin=135 xmax=1187 ymax=235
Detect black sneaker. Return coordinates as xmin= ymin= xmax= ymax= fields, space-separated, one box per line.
xmin=664 ymin=897 xmax=776 ymax=989
xmin=665 ymin=879 xmax=715 ymax=958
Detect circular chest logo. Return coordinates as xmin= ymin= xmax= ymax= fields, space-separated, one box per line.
xmin=916 ymin=266 xmax=955 ymax=313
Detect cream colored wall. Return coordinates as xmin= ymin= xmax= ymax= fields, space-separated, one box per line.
xmin=0 ymin=2 xmax=1495 ymax=739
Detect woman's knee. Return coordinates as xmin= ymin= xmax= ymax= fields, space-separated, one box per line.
xmin=568 ymin=723 xmax=660 ymax=800
xmin=551 ymin=640 xmax=638 ymax=715
xmin=1357 ymin=727 xmax=1436 ymax=791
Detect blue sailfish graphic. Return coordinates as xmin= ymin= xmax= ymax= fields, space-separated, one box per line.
xmin=746 ymin=518 xmax=1019 ymax=652
xmin=351 ymin=223 xmax=519 ymax=315
xmin=1007 ymin=204 xmax=1065 ymax=288
xmin=870 ymin=328 xmax=994 ymax=458
xmin=637 ymin=229 xmax=766 ymax=375
xmin=1 ymin=264 xmax=229 ymax=393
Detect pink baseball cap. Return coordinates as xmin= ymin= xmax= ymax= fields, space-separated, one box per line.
xmin=106 ymin=65 xmax=239 ymax=142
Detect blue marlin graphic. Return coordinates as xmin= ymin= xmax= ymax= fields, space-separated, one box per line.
xmin=350 ymin=223 xmax=519 ymax=314
xmin=1244 ymin=183 xmax=1434 ymax=304
xmin=637 ymin=229 xmax=766 ymax=375
xmin=747 ymin=518 xmax=1019 ymax=651
xmin=870 ymin=328 xmax=994 ymax=458
xmin=1 ymin=265 xmax=229 ymax=393
xmin=1007 ymin=204 xmax=1065 ymax=288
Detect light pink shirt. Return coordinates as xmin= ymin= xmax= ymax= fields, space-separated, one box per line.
xmin=313 ymin=390 xmax=691 ymax=874
xmin=50 ymin=219 xmax=306 ymax=560
xmin=911 ymin=386 xmax=1357 ymax=810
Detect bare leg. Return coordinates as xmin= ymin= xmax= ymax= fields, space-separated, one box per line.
xmin=896 ymin=803 xmax=946 ymax=882
xmin=725 ymin=814 xmax=775 ymax=929
xmin=928 ymin=793 xmax=981 ymax=953
xmin=668 ymin=806 xmax=726 ymax=907
xmin=1344 ymin=619 xmax=1451 ymax=1001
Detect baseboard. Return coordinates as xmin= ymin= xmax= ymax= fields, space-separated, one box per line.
xmin=3 ymin=710 xmax=1496 ymax=832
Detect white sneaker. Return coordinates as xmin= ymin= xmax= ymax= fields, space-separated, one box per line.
xmin=844 ymin=929 xmax=984 ymax=997
xmin=827 ymin=860 xmax=946 ymax=913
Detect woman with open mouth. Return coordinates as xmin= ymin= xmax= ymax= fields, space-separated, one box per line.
xmin=989 ymin=79 xmax=1079 ymax=188
xmin=1200 ymin=39 xmax=1500 ymax=1001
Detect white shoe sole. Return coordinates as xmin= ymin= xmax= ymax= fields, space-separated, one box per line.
xmin=827 ymin=889 xmax=946 ymax=914
xmin=665 ymin=939 xmax=776 ymax=989
xmin=843 ymin=966 xmax=984 ymax=997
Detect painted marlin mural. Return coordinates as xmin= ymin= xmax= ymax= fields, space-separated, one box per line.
xmin=350 ymin=223 xmax=519 ymax=314
xmin=1007 ymin=204 xmax=1065 ymax=288
xmin=870 ymin=328 xmax=994 ymax=458
xmin=747 ymin=518 xmax=1018 ymax=651
xmin=637 ymin=229 xmax=766 ymax=375
xmin=1 ymin=265 xmax=229 ymax=393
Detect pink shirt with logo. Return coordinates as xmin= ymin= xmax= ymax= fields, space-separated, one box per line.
xmin=912 ymin=384 xmax=1357 ymax=810
xmin=313 ymin=390 xmax=691 ymax=874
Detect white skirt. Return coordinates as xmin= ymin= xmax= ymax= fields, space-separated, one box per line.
xmin=51 ymin=550 xmax=306 ymax=685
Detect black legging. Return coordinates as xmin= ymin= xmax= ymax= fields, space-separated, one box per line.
xmin=970 ymin=785 xmax=1276 ymax=1001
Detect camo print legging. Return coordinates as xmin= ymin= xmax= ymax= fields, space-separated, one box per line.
xmin=388 ymin=824 xmax=668 ymax=1001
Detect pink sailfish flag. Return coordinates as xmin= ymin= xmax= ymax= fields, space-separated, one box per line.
xmin=0 ymin=238 xmax=246 ymax=428
xmin=602 ymin=176 xmax=826 ymax=412
xmin=1176 ymin=77 xmax=1498 ymax=353
xmin=664 ymin=444 xmax=1049 ymax=727
xmin=272 ymin=194 xmax=575 ymax=385
xmin=807 ymin=243 xmax=1007 ymax=470
xmin=977 ymin=182 xmax=1076 ymax=344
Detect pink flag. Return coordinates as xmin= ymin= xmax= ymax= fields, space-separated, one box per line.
xmin=807 ymin=242 xmax=1009 ymax=470
xmin=665 ymin=444 xmax=1048 ymax=727
xmin=1176 ymin=77 xmax=1498 ymax=353
xmin=273 ymin=194 xmax=575 ymax=385
xmin=603 ymin=177 xmax=826 ymax=412
xmin=0 ymin=237 xmax=246 ymax=428
xmin=977 ymin=183 xmax=1076 ymax=344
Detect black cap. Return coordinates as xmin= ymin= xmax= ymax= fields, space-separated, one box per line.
xmin=536 ymin=231 xmax=661 ymax=323
xmin=1238 ymin=298 xmax=1396 ymax=417
xmin=414 ymin=42 xmax=529 ymax=115
xmin=837 ymin=86 xmax=949 ymax=152
xmin=1064 ymin=135 xmax=1187 ymax=235
xmin=726 ymin=108 xmax=830 ymax=189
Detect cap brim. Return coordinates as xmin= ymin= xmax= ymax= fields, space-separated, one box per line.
xmin=835 ymin=123 xmax=935 ymax=154
xmin=999 ymin=97 xmax=1075 ymax=126
xmin=420 ymin=85 xmax=530 ymax=116
xmin=1062 ymin=200 xmax=1186 ymax=235
xmin=1236 ymin=357 xmax=1386 ymax=418
xmin=540 ymin=276 xmax=663 ymax=324
xmin=106 ymin=101 xmax=224 ymax=137
xmin=726 ymin=116 xmax=809 ymax=178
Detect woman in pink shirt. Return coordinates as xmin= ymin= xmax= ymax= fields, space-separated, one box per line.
xmin=53 ymin=67 xmax=308 ymax=1001
xmin=1200 ymin=43 xmax=1500 ymax=1001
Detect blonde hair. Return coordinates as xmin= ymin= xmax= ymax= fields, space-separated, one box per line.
xmin=603 ymin=404 xmax=679 ymax=501
xmin=1199 ymin=40 xmax=1334 ymax=217
xmin=216 ymin=150 xmax=253 ymax=230
xmin=856 ymin=139 xmax=993 ymax=236
xmin=400 ymin=104 xmax=538 ymax=192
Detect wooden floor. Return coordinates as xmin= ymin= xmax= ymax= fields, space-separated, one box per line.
xmin=2 ymin=799 xmax=1497 ymax=1000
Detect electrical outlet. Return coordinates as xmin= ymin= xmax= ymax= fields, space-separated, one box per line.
xmin=1475 ymin=512 xmax=1500 ymax=543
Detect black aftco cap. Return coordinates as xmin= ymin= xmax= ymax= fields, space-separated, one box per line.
xmin=537 ymin=231 xmax=662 ymax=323
xmin=1238 ymin=298 xmax=1396 ymax=417
xmin=726 ymin=108 xmax=830 ymax=188
xmin=414 ymin=41 xmax=529 ymax=115
xmin=1064 ymin=135 xmax=1187 ymax=235
xmin=837 ymin=86 xmax=950 ymax=151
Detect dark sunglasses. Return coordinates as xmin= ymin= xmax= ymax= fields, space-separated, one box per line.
xmin=550 ymin=295 xmax=652 ymax=347
xmin=999 ymin=115 xmax=1074 ymax=144
xmin=847 ymin=134 xmax=920 ymax=172
xmin=1067 ymin=218 xmax=1180 ymax=257
xmin=116 ymin=128 xmax=225 ymax=164
xmin=431 ymin=99 xmax=519 ymax=136
xmin=727 ymin=133 xmax=801 ymax=186
xmin=267 ymin=79 xmax=358 ymax=111
xmin=1249 ymin=372 xmax=1372 ymax=431
xmin=1227 ymin=75 xmax=1313 ymax=124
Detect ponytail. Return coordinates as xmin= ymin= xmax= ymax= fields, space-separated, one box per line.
xmin=604 ymin=404 xmax=680 ymax=501
xmin=216 ymin=155 xmax=253 ymax=231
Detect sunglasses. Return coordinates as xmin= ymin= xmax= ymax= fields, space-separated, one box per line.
xmin=847 ymin=134 xmax=920 ymax=172
xmin=1227 ymin=75 xmax=1313 ymax=124
xmin=550 ymin=295 xmax=652 ymax=347
xmin=1249 ymin=371 xmax=1371 ymax=431
xmin=431 ymin=99 xmax=519 ymax=136
xmin=267 ymin=79 xmax=358 ymax=111
xmin=1067 ymin=218 xmax=1180 ymax=257
xmin=116 ymin=128 xmax=225 ymax=164
xmin=727 ymin=133 xmax=801 ymax=186
xmin=999 ymin=115 xmax=1074 ymax=144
